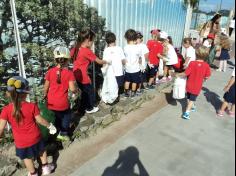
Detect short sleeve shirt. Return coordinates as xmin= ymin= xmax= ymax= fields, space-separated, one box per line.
xmin=124 ymin=44 xmax=142 ymax=73
xmin=0 ymin=102 xmax=41 ymax=148
xmin=185 ymin=61 xmax=211 ymax=95
xmin=185 ymin=46 xmax=196 ymax=67
xmin=72 ymin=47 xmax=97 ymax=84
xmin=45 ymin=67 xmax=75 ymax=111
xmin=103 ymin=46 xmax=125 ymax=77
xmin=137 ymin=43 xmax=149 ymax=68
xmin=147 ymin=40 xmax=163 ymax=66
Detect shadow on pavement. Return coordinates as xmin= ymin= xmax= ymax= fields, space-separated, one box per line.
xmin=202 ymin=87 xmax=222 ymax=111
xmin=102 ymin=146 xmax=149 ymax=176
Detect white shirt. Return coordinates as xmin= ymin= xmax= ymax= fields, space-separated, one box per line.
xmin=230 ymin=19 xmax=235 ymax=28
xmin=137 ymin=43 xmax=149 ymax=70
xmin=103 ymin=46 xmax=125 ymax=77
xmin=203 ymin=40 xmax=212 ymax=48
xmin=124 ymin=44 xmax=142 ymax=73
xmin=165 ymin=44 xmax=178 ymax=66
xmin=182 ymin=46 xmax=196 ymax=67
xmin=232 ymin=68 xmax=235 ymax=77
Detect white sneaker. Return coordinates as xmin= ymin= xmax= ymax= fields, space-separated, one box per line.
xmin=86 ymin=107 xmax=99 ymax=114
xmin=42 ymin=163 xmax=55 ymax=175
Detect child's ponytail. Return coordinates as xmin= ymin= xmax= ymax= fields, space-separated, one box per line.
xmin=56 ymin=58 xmax=67 ymax=84
xmin=9 ymin=89 xmax=24 ymax=124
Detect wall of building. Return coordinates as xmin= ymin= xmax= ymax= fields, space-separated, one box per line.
xmin=83 ymin=0 xmax=187 ymax=47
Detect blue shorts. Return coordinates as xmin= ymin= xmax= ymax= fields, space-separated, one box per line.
xmin=224 ymin=84 xmax=235 ymax=104
xmin=187 ymin=92 xmax=198 ymax=102
xmin=116 ymin=76 xmax=125 ymax=87
xmin=125 ymin=72 xmax=141 ymax=84
xmin=149 ymin=66 xmax=158 ymax=77
xmin=16 ymin=140 xmax=45 ymax=160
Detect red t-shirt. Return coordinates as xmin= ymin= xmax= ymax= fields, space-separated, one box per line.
xmin=185 ymin=61 xmax=211 ymax=95
xmin=0 ymin=102 xmax=41 ymax=148
xmin=147 ymin=40 xmax=164 ymax=66
xmin=71 ymin=47 xmax=97 ymax=84
xmin=45 ymin=67 xmax=75 ymax=111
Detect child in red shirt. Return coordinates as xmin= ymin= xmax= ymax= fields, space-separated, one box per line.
xmin=71 ymin=29 xmax=107 ymax=114
xmin=44 ymin=46 xmax=78 ymax=141
xmin=177 ymin=46 xmax=211 ymax=120
xmin=0 ymin=76 xmax=56 ymax=176
xmin=147 ymin=29 xmax=164 ymax=89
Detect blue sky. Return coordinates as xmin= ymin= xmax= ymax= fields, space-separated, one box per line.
xmin=199 ymin=0 xmax=235 ymax=12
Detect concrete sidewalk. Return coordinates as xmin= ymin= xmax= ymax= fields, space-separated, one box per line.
xmin=70 ymin=65 xmax=235 ymax=176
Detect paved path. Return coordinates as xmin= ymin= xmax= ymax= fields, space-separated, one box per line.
xmin=70 ymin=65 xmax=235 ymax=176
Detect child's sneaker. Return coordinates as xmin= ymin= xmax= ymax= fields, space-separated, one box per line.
xmin=146 ymin=85 xmax=155 ymax=90
xmin=136 ymin=90 xmax=143 ymax=96
xmin=167 ymin=76 xmax=173 ymax=82
xmin=217 ymin=110 xmax=224 ymax=117
xmin=86 ymin=107 xmax=99 ymax=114
xmin=42 ymin=163 xmax=55 ymax=175
xmin=182 ymin=112 xmax=190 ymax=120
xmin=125 ymin=92 xmax=130 ymax=98
xmin=226 ymin=110 xmax=235 ymax=118
xmin=191 ymin=105 xmax=197 ymax=112
xmin=56 ymin=134 xmax=70 ymax=142
xmin=160 ymin=77 xmax=167 ymax=83
xmin=28 ymin=172 xmax=38 ymax=176
xmin=131 ymin=92 xmax=137 ymax=98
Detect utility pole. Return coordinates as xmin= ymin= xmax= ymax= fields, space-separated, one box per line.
xmin=219 ymin=0 xmax=223 ymax=11
xmin=10 ymin=0 xmax=26 ymax=78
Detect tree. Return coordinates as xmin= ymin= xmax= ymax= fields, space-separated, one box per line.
xmin=0 ymin=0 xmax=106 ymax=79
xmin=0 ymin=0 xmax=106 ymax=110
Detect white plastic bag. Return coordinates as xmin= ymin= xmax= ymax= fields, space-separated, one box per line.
xmin=158 ymin=59 xmax=164 ymax=76
xmin=173 ymin=77 xmax=187 ymax=99
xmin=101 ymin=64 xmax=119 ymax=104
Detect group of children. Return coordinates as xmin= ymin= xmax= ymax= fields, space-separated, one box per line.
xmin=0 ymin=28 xmax=234 ymax=176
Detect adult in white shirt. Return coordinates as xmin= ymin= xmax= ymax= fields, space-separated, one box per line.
xmin=182 ymin=38 xmax=196 ymax=68
xmin=229 ymin=17 xmax=235 ymax=37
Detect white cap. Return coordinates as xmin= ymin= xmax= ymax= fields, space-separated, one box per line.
xmin=54 ymin=46 xmax=71 ymax=59
xmin=160 ymin=31 xmax=169 ymax=40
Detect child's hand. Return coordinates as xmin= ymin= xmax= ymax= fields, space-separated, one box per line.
xmin=148 ymin=63 xmax=154 ymax=68
xmin=48 ymin=123 xmax=57 ymax=135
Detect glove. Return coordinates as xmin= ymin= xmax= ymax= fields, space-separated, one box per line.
xmin=47 ymin=123 xmax=57 ymax=135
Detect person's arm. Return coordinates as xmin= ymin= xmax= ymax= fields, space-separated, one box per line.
xmin=0 ymin=119 xmax=7 ymax=140
xmin=224 ymin=76 xmax=235 ymax=92
xmin=35 ymin=115 xmax=50 ymax=128
xmin=43 ymin=80 xmax=50 ymax=99
xmin=35 ymin=115 xmax=57 ymax=134
xmin=95 ymin=58 xmax=107 ymax=65
xmin=69 ymin=81 xmax=78 ymax=94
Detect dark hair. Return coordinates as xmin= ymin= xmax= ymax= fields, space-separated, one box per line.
xmin=9 ymin=89 xmax=26 ymax=124
xmin=211 ymin=13 xmax=222 ymax=22
xmin=125 ymin=29 xmax=137 ymax=42
xmin=55 ymin=58 xmax=67 ymax=84
xmin=105 ymin=32 xmax=116 ymax=45
xmin=168 ymin=36 xmax=173 ymax=45
xmin=136 ymin=32 xmax=143 ymax=39
xmin=72 ymin=29 xmax=96 ymax=61
xmin=183 ymin=38 xmax=192 ymax=45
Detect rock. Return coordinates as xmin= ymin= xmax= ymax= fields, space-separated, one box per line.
xmin=0 ymin=156 xmax=18 ymax=176
xmin=102 ymin=114 xmax=114 ymax=127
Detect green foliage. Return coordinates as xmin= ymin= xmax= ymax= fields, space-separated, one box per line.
xmin=0 ymin=0 xmax=106 ymax=111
